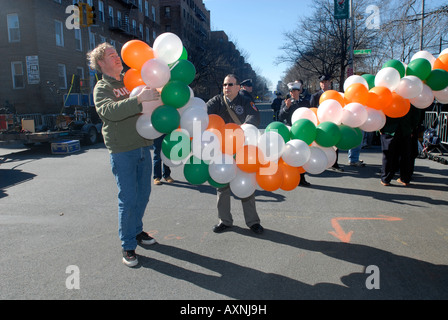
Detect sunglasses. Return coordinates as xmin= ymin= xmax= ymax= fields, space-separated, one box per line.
xmin=223 ymin=83 xmax=236 ymax=87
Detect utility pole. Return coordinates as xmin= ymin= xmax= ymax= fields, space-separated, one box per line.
xmin=349 ymin=0 xmax=354 ymax=76
xmin=420 ymin=0 xmax=425 ymax=50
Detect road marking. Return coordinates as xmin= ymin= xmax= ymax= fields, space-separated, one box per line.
xmin=329 ymin=215 xmax=402 ymax=243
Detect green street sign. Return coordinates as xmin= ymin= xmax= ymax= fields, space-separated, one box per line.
xmin=354 ymin=49 xmax=372 ymax=55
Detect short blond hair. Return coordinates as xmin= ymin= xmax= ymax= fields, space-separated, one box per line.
xmin=87 ymin=43 xmax=114 ymax=73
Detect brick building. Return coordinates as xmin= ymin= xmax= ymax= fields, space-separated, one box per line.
xmin=0 ymin=0 xmax=161 ymax=114
xmin=0 ymin=0 xmax=255 ymax=116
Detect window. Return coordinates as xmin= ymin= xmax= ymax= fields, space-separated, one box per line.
xmin=7 ymin=14 xmax=20 ymax=42
xmin=145 ymin=1 xmax=149 ymax=17
xmin=58 ymin=64 xmax=67 ymax=89
xmin=89 ymin=30 xmax=96 ymax=50
xmin=75 ymin=28 xmax=82 ymax=51
xmin=109 ymin=6 xmax=114 ymax=26
xmin=55 ymin=20 xmax=64 ymax=47
xmin=164 ymin=6 xmax=171 ymax=18
xmin=152 ymin=6 xmax=156 ymax=21
xmin=98 ymin=1 xmax=105 ymax=22
xmin=11 ymin=62 xmax=25 ymax=89
xmin=146 ymin=26 xmax=150 ymax=43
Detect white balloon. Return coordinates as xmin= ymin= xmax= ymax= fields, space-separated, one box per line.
xmin=241 ymin=123 xmax=260 ymax=146
xmin=229 ymin=169 xmax=257 ymax=198
xmin=317 ymin=99 xmax=343 ymax=124
xmin=359 ymin=107 xmax=386 ymax=132
xmin=302 ymin=146 xmax=328 ymax=175
xmin=292 ymin=107 xmax=318 ymax=126
xmin=130 ymin=85 xmax=146 ymax=98
xmin=142 ymin=98 xmax=163 ymax=114
xmin=394 ymin=75 xmax=423 ymax=99
xmin=160 ymin=149 xmax=184 ymax=167
xmin=344 ymin=75 xmax=369 ymax=91
xmin=191 ymin=130 xmax=221 ymax=162
xmin=136 ymin=114 xmax=163 ymax=139
xmin=433 ymin=85 xmax=448 ymax=104
xmin=410 ymin=84 xmax=434 ymax=109
xmin=153 ymin=32 xmax=184 ymax=64
xmin=319 ymin=146 xmax=337 ymax=168
xmin=180 ymin=106 xmax=209 ymax=137
xmin=258 ymin=131 xmax=285 ymax=162
xmin=208 ymin=153 xmax=237 ymax=184
xmin=411 ymin=50 xmax=436 ymax=68
xmin=440 ymin=48 xmax=448 ymax=56
xmin=281 ymin=139 xmax=311 ymax=167
xmin=375 ymin=67 xmax=401 ymax=91
xmin=141 ymin=58 xmax=171 ymax=89
xmin=341 ymin=102 xmax=368 ymax=128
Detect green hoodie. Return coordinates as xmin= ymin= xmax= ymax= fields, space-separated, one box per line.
xmin=94 ymin=74 xmax=153 ymax=153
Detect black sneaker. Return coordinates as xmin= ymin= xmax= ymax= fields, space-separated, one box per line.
xmin=122 ymin=249 xmax=138 ymax=267
xmin=136 ymin=231 xmax=157 ymax=245
xmin=250 ymin=223 xmax=264 ymax=234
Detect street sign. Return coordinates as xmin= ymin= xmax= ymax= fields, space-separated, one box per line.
xmin=354 ymin=49 xmax=372 ymax=55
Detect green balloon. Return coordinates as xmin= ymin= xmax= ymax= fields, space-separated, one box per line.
xmin=183 ymin=156 xmax=210 ymax=185
xmin=406 ymin=58 xmax=432 ymax=80
xmin=361 ymin=74 xmax=375 ymax=89
xmin=180 ymin=47 xmax=188 ymax=60
xmin=161 ymin=80 xmax=191 ymax=109
xmin=162 ymin=130 xmax=191 ymax=161
xmin=315 ymin=121 xmax=341 ymax=147
xmin=336 ymin=125 xmax=363 ymax=150
xmin=208 ymin=177 xmax=228 ymax=188
xmin=290 ymin=119 xmax=316 ymax=145
xmin=265 ymin=121 xmax=290 ymax=143
xmin=425 ymin=69 xmax=448 ymax=91
xmin=151 ymin=105 xmax=180 ymax=134
xmin=170 ymin=59 xmax=196 ymax=85
xmin=382 ymin=59 xmax=405 ymax=78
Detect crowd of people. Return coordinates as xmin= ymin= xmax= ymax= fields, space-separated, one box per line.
xmin=88 ymin=42 xmax=422 ymax=267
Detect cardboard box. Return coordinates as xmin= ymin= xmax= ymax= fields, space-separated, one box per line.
xmin=22 ymin=119 xmax=35 ymax=133
xmin=51 ymin=140 xmax=81 ymax=155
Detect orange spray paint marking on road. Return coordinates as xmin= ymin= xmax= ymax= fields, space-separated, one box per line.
xmin=329 ymin=215 xmax=402 ymax=243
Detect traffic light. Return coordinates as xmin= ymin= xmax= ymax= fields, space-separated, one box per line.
xmin=86 ymin=5 xmax=96 ymax=26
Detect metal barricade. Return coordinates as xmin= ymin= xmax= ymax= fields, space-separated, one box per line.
xmin=424 ymin=111 xmax=438 ymax=129
xmin=439 ymin=112 xmax=448 ymax=145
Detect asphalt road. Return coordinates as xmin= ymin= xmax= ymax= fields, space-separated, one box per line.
xmin=1 ymin=109 xmax=448 ymax=306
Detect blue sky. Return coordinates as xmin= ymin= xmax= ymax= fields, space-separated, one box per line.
xmin=203 ymin=0 xmax=315 ymax=91
xmin=203 ymin=0 xmax=447 ymax=92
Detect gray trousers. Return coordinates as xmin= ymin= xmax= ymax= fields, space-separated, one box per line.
xmin=217 ymin=186 xmax=260 ymax=227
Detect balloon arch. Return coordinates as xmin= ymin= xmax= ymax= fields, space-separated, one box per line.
xmin=121 ymin=33 xmax=448 ymax=197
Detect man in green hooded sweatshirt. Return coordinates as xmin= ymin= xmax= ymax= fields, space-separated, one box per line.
xmin=88 ymin=43 xmax=160 ymax=267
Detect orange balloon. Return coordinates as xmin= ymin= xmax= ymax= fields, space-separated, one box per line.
xmin=207 ymin=114 xmax=225 ymax=131
xmin=344 ymin=83 xmax=369 ymax=105
xmin=383 ymin=92 xmax=410 ymax=118
xmin=206 ymin=128 xmax=222 ymax=146
xmin=121 ymin=40 xmax=155 ymax=70
xmin=278 ymin=159 xmax=301 ymax=191
xmin=368 ymin=86 xmax=392 ymax=111
xmin=256 ymin=166 xmax=283 ymax=192
xmin=123 ymin=68 xmax=145 ymax=91
xmin=319 ymin=90 xmax=345 ymax=106
xmin=235 ymin=145 xmax=264 ymax=173
xmin=220 ymin=123 xmax=244 ymax=155
xmin=433 ymin=54 xmax=448 ymax=72
xmin=309 ymin=107 xmax=320 ymax=125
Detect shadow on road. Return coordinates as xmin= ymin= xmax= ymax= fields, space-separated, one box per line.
xmin=138 ymin=228 xmax=448 ymax=299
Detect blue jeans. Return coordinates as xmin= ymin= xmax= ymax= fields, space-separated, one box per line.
xmin=348 ymin=144 xmax=361 ymax=163
xmin=153 ymin=135 xmax=171 ymax=179
xmin=110 ymin=147 xmax=152 ymax=250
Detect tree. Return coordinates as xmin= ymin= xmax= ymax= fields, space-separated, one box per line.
xmin=277 ymin=0 xmax=383 ymax=91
